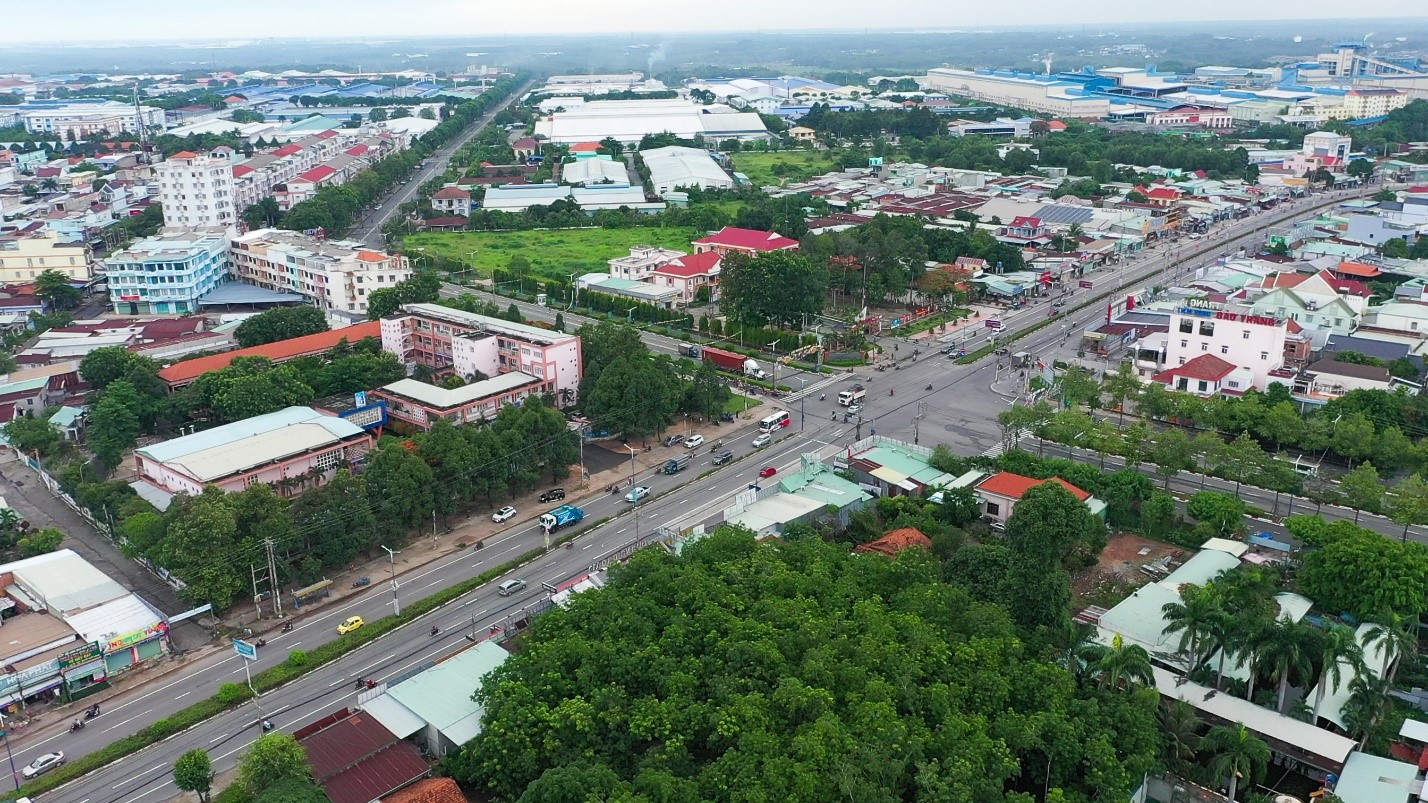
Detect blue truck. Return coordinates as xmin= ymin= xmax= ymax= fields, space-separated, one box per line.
xmin=540 ymin=504 xmax=585 ymax=533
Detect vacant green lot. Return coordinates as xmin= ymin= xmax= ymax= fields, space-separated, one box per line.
xmin=405 ymin=227 xmax=703 ymax=281
xmin=729 ymin=151 xmax=839 ymax=187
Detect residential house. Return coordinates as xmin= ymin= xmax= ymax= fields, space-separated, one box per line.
xmin=1293 ymin=358 xmax=1414 ymax=407
xmin=1152 ymin=353 xmax=1258 ymax=397
xmin=1239 ymin=270 xmax=1372 ymax=335
xmin=359 ymin=640 xmax=509 ymax=758
xmin=429 ymin=186 xmax=472 ymax=217
xmin=608 ymin=245 xmax=686 ymax=281
xmin=155 ymin=150 xmax=237 ymax=229
xmin=973 ymin=471 xmax=1105 ymax=524
xmin=511 ymin=137 xmax=541 ymax=160
xmin=788 ymin=125 xmax=817 ymax=143
xmin=650 ymin=250 xmax=721 ymax=303
xmin=691 ymin=226 xmax=799 ymax=256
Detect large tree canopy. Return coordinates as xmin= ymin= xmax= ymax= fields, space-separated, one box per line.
xmin=449 ymin=527 xmax=1158 ymax=802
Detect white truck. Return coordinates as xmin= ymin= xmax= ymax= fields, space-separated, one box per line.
xmin=742 ymin=358 xmax=770 ymax=380
xmin=837 ymin=386 xmax=866 ymax=406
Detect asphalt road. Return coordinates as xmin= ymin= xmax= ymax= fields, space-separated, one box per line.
xmin=350 ymin=79 xmax=536 ymax=246
xmin=25 ymin=186 xmax=1397 ymax=800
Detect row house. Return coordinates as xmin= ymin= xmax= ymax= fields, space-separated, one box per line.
xmin=1235 ymin=270 xmax=1373 ymax=336
xmin=230 ymin=229 xmax=411 ymax=320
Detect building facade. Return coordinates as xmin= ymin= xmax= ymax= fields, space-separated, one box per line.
xmin=21 ymin=100 xmax=165 ymax=138
xmin=608 ymin=245 xmax=686 ymax=281
xmin=155 ymin=150 xmax=238 ymax=229
xmin=230 ymin=229 xmax=411 ymax=320
xmin=0 ymin=232 xmax=93 ymax=283
xmin=1162 ymin=303 xmax=1288 ymax=391
xmin=104 ymin=228 xmax=232 ymax=315
xmin=380 ymin=303 xmax=583 ymax=402
xmin=372 ymin=373 xmax=547 ymax=429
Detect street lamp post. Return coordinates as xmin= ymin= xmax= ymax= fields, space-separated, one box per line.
xmin=0 ymin=711 xmax=18 ymax=791
xmin=797 ymin=377 xmax=807 ymax=431
xmin=381 ymin=545 xmax=400 ymax=616
xmin=624 ymin=445 xmax=640 ymax=543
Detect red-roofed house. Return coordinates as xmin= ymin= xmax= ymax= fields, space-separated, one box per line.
xmin=1136 ymin=185 xmax=1184 ymax=206
xmin=855 ymin=527 xmax=932 ymax=556
xmin=651 ymin=250 xmax=722 ymax=303
xmin=1241 ymin=270 xmax=1371 ymax=335
xmin=271 ymin=144 xmax=303 ymax=158
xmin=997 ymin=216 xmax=1050 ymax=245
xmin=297 ymin=710 xmax=429 ymax=803
xmin=1333 ymin=260 xmax=1383 ymax=280
xmin=692 ymin=226 xmax=799 ymax=256
xmin=157 ymin=321 xmax=383 ymax=389
xmin=430 ymin=185 xmax=472 ymax=217
xmin=1152 ymin=353 xmax=1254 ymax=397
xmin=973 ymin=472 xmax=1102 ymax=523
xmin=512 ymin=137 xmax=541 ymax=160
xmin=1046 ymin=120 xmax=1068 ymax=132
xmin=382 ymin=778 xmax=465 ymax=803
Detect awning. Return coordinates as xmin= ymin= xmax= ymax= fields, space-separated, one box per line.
xmin=360 ymin=694 xmax=424 ymax=739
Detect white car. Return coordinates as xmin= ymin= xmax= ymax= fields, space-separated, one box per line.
xmin=752 ymin=433 xmax=773 ymax=448
xmin=491 ymin=506 xmax=517 ymax=523
xmin=624 ymin=486 xmax=651 ymax=503
xmin=684 ymin=434 xmax=705 ymax=448
xmin=847 ymin=404 xmax=863 ymax=415
xmin=22 ymin=752 xmax=64 ymax=779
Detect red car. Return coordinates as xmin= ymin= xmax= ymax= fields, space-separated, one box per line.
xmin=759 ymin=466 xmax=778 ymax=478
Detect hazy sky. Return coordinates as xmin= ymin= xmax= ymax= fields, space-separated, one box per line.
xmin=1 ymin=1 xmax=1424 ymax=43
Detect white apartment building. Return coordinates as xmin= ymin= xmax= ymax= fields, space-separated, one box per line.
xmin=380 ymin=303 xmax=583 ymax=403
xmin=607 ymin=245 xmax=686 ymax=281
xmin=0 ymin=232 xmax=93 ymax=283
xmin=1161 ymin=303 xmax=1288 ymax=391
xmin=1340 ymin=88 xmax=1410 ymax=118
xmin=104 ymin=228 xmax=233 ymax=315
xmin=230 ymin=229 xmax=412 ymax=320
xmin=155 ymin=151 xmax=237 ymax=229
xmin=21 ymin=101 xmax=165 ymax=139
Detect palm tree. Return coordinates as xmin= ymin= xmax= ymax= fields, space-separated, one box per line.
xmin=1343 ymin=674 xmax=1390 ymax=749
xmin=1256 ymin=618 xmax=1317 ymax=713
xmin=1085 ymin=633 xmax=1155 ymax=691
xmin=1159 ymin=700 xmax=1203 ymax=775
xmin=1204 ymin=723 xmax=1271 ymax=802
xmin=1364 ymin=613 xmax=1417 ymax=691
xmin=1311 ymin=624 xmax=1366 ymax=725
xmin=1162 ymin=584 xmax=1222 ymax=675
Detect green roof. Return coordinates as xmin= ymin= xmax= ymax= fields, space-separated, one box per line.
xmin=48 ymin=405 xmax=85 ymax=428
xmin=777 ymin=460 xmax=871 ymax=509
xmin=386 ymin=640 xmax=508 ymax=745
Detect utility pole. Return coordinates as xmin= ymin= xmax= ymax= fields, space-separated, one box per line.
xmin=381 ymin=546 xmax=400 ymax=616
xmin=625 ymin=445 xmax=640 ymax=543
xmin=914 ymin=402 xmax=926 ymax=446
xmin=264 ymin=538 xmax=282 ymax=618
xmin=855 ymin=414 xmax=864 ymax=441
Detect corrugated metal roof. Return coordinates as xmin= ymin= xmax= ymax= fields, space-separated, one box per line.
xmin=63 ymin=594 xmax=165 ymax=645
xmin=385 ymin=641 xmax=508 ymax=742
xmin=6 ymin=549 xmax=128 ymax=614
xmin=360 ymin=695 xmax=425 ymax=739
xmin=300 ymin=711 xmax=428 ymax=803
xmin=135 ymin=407 xmax=365 ymax=482
xmin=376 ymin=373 xmax=540 ymax=410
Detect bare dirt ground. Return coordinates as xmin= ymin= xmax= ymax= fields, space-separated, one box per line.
xmin=1073 ymin=533 xmax=1190 ymax=609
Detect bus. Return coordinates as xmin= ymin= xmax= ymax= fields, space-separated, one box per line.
xmin=759 ymin=411 xmax=791 ymax=432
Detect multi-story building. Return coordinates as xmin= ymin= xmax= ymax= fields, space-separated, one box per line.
xmin=230 ymin=229 xmax=411 ymax=321
xmin=155 ymin=150 xmax=238 ymax=229
xmin=608 ymin=245 xmax=686 ymax=281
xmin=372 ymin=373 xmax=548 ymax=429
xmin=1158 ymin=302 xmax=1289 ymax=392
xmin=133 ymin=406 xmax=375 ymax=505
xmin=104 ymin=228 xmax=232 ymax=315
xmin=1340 ymin=88 xmax=1410 ymax=118
xmin=430 ymin=186 xmax=473 ymax=217
xmin=0 ymin=232 xmax=93 ymax=283
xmin=1237 ymin=270 xmax=1372 ymax=336
xmin=20 ymin=100 xmax=164 ymax=139
xmin=651 ymin=251 xmax=722 ymax=304
xmin=380 ymin=303 xmax=583 ymax=403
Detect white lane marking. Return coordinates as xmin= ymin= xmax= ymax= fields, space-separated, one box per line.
xmin=113 ymin=763 xmax=164 ymax=788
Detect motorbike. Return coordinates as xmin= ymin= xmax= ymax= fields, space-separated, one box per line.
xmin=889 ymin=388 xmax=895 ymax=396
xmin=262 ymin=720 xmax=275 ymax=732
xmin=474 ymin=539 xmax=485 ymax=550
xmin=430 ymin=626 xmax=440 ymax=636
xmin=255 ymin=638 xmax=266 ymax=648
xmin=84 ymin=704 xmax=101 ymax=720
xmin=352 ymin=577 xmax=370 ymax=588
xmin=926 ymin=384 xmax=933 ymax=391
xmin=564 ymin=541 xmax=573 ymax=550
xmin=281 ymin=622 xmax=294 ymax=633
xmin=71 ymin=720 xmax=85 ymax=732
xmin=819 ymin=394 xmax=825 ymax=401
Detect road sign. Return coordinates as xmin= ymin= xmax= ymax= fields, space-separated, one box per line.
xmin=1079 ymin=280 xmax=1094 ymax=289
xmin=985 ymin=319 xmax=1003 ymax=330
xmin=233 ymin=638 xmax=257 ymax=661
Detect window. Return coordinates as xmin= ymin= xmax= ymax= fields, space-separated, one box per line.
xmin=1199 ymin=322 xmax=1215 ymax=337
xmin=1198 ymin=381 xmax=1209 ymax=392
xmin=1221 ymin=345 xmax=1229 ymax=354
xmin=985 ymin=502 xmax=1000 ymax=516
xmin=1201 ymin=343 xmax=1209 ymax=352
xmin=1180 ymin=339 xmax=1188 ymax=348
xmin=1178 ymin=357 xmax=1186 ymax=365
xmin=1179 ymin=319 xmax=1194 ymax=334
xmin=1259 ymin=352 xmax=1269 ymax=360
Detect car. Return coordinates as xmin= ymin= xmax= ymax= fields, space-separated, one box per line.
xmin=684 ymin=434 xmax=705 ymax=448
xmin=492 ymin=505 xmax=517 ymax=523
xmin=847 ymin=404 xmax=863 ymax=415
xmin=22 ymin=753 xmax=63 ymax=779
xmin=663 ymin=434 xmax=684 ymax=447
xmin=752 ymin=433 xmax=773 ymax=448
xmin=759 ymin=466 xmax=778 ymax=478
xmin=624 ymin=486 xmax=651 ymax=503
xmin=337 ymin=616 xmax=365 ymax=635
xmin=497 ymin=578 xmax=527 ymax=596
xmin=539 ymin=488 xmax=565 ymax=503
xmin=712 ymin=450 xmax=734 ymax=466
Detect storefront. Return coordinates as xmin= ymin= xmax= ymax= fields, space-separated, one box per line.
xmin=59 ymin=642 xmax=108 ymax=697
xmin=103 ymin=622 xmax=169 ymax=673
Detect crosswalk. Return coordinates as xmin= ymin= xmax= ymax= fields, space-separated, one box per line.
xmin=980 ymin=429 xmax=1025 ymax=458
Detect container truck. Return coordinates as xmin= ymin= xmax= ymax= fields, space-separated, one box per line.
xmin=679 ymin=344 xmax=702 ymax=358
xmin=663 ymin=453 xmax=693 ymax=474
xmin=539 ymin=504 xmax=585 ymax=533
xmin=702 ymin=346 xmax=770 ymax=380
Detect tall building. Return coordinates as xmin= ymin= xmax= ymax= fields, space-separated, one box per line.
xmin=20 ymin=100 xmax=165 ymax=138
xmin=104 ymin=228 xmax=232 ymax=315
xmin=0 ymin=232 xmax=93 ymax=283
xmin=230 ymin=229 xmax=412 ymax=322
xmin=155 ymin=150 xmax=238 ymax=229
xmin=379 ymin=303 xmax=583 ymax=402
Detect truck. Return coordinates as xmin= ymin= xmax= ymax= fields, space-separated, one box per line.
xmin=837 ymin=386 xmax=866 ymax=407
xmin=702 ymin=346 xmax=770 ymax=380
xmin=679 ymin=344 xmax=702 ymax=358
xmin=539 ymin=504 xmax=585 ymax=533
xmin=663 ymin=453 xmax=693 ymax=474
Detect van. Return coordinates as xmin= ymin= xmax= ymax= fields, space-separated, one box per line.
xmin=497 ymin=578 xmax=527 ymax=596
xmin=712 ymin=450 xmax=734 ymax=466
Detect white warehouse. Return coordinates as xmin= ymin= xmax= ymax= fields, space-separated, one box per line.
xmin=640 ymin=146 xmax=734 ymax=194
xmin=534 ymin=98 xmax=770 ymax=145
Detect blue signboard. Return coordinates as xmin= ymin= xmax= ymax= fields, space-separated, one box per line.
xmin=233 ymin=638 xmax=257 ymax=661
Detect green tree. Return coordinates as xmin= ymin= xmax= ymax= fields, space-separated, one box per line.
xmin=1186 ymin=490 xmax=1246 ymax=537
xmin=1258 ymin=618 xmax=1317 ymax=713
xmin=935 ymin=485 xmax=981 ymax=527
xmin=1389 ymin=473 xmax=1428 ymax=540
xmin=1161 ymin=583 xmax=1223 ymax=675
xmin=34 ymin=269 xmax=82 ymax=309
xmin=1102 ymin=361 xmax=1141 ymax=423
xmin=1204 ymin=723 xmax=1270 ymax=802
xmin=174 ymin=748 xmax=215 ymax=802
xmin=79 ymin=347 xmax=158 ymax=391
xmin=583 ymin=354 xmax=681 ymax=442
xmin=88 ymin=380 xmax=143 ymax=468
xmin=152 ymin=489 xmax=248 ymax=609
xmin=1149 ymin=426 xmax=1195 ymax=489
xmin=680 ymin=361 xmax=731 ymax=419
xmin=362 ymin=444 xmax=436 ymax=532
xmin=1339 ymin=462 xmax=1384 ymax=522
xmin=17 ymin=526 xmax=64 ymax=557
xmin=2 ymin=414 xmax=63 ymax=456
xmin=234 ymin=306 xmax=329 ymax=348
xmin=1364 ymin=613 xmax=1418 ymax=691
xmin=1292 ymin=516 xmax=1428 ymax=620
xmin=243 ymin=196 xmax=283 ymax=229
xmin=1311 ymin=623 xmax=1366 ymax=724
xmin=1081 ymin=632 xmax=1154 ymax=691
xmin=719 ymin=250 xmax=826 ymax=328
xmin=1004 ymin=482 xmax=1105 ymax=631
xmin=238 ymin=732 xmax=310 ymax=796
xmin=1057 ymin=365 xmax=1101 ymax=410
xmin=1159 ymin=700 xmax=1203 ymax=776
xmin=368 ymin=107 xmax=387 ymax=122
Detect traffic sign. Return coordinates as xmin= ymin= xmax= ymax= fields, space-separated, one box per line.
xmin=1079 ymin=280 xmax=1094 ymax=289
xmin=233 ymin=638 xmax=257 ymax=661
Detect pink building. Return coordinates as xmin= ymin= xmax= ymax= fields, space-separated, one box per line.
xmin=380 ymin=303 xmax=583 ymax=404
xmin=132 ymin=406 xmax=374 ymax=507
xmin=651 ymin=251 xmax=722 ymax=303
xmin=691 ymin=226 xmax=799 ymax=257
xmin=372 ymin=374 xmax=547 ymax=429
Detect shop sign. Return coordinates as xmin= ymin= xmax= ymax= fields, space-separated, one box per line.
xmin=58 ymin=642 xmax=103 ymax=670
xmin=106 ymin=622 xmax=169 ymax=653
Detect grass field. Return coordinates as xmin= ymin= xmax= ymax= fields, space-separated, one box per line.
xmin=729 ymin=151 xmax=839 ymax=187
xmin=404 ymin=227 xmax=702 ymax=281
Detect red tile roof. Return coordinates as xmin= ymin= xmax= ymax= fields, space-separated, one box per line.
xmin=430 ymin=186 xmax=470 ymax=200
xmin=170 ymin=151 xmax=199 ymax=159
xmin=157 ymin=321 xmax=380 ymax=386
xmin=271 ymin=144 xmax=303 ymax=157
xmin=1047 ymin=120 xmax=1068 ymax=131
xmin=316 ymin=130 xmax=339 ymax=139
xmin=569 ymin=141 xmax=601 ymax=152
xmin=1009 ymin=216 xmax=1042 ymax=228
xmin=654 ymin=250 xmax=721 ymax=277
xmin=1261 ymin=272 xmax=1308 ymax=290
xmin=298 ymin=164 xmax=336 ymax=183
xmin=1335 ymin=260 xmax=1382 ymax=278
xmin=693 ymin=226 xmax=799 ymax=252
xmin=422 ymin=216 xmax=468 ymax=228
xmin=976 ymin=472 xmax=1091 ymax=502
xmin=232 ymin=164 xmax=255 ymax=178
xmin=345 ymin=144 xmax=371 ymax=157
xmin=855 ymin=527 xmax=932 ymax=556
xmin=1151 ymin=353 xmax=1238 ymax=384
xmin=512 ymin=137 xmax=540 ymax=149
xmin=300 ymin=712 xmax=427 ymax=803
xmin=382 ymin=777 xmax=464 ymax=803
xmin=356 ymin=250 xmax=389 ymax=262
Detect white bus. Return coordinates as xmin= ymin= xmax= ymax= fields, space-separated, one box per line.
xmin=759 ymin=410 xmax=791 ymax=432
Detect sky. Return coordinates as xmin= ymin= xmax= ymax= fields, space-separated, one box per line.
xmin=1 ymin=0 xmax=1425 ymax=43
